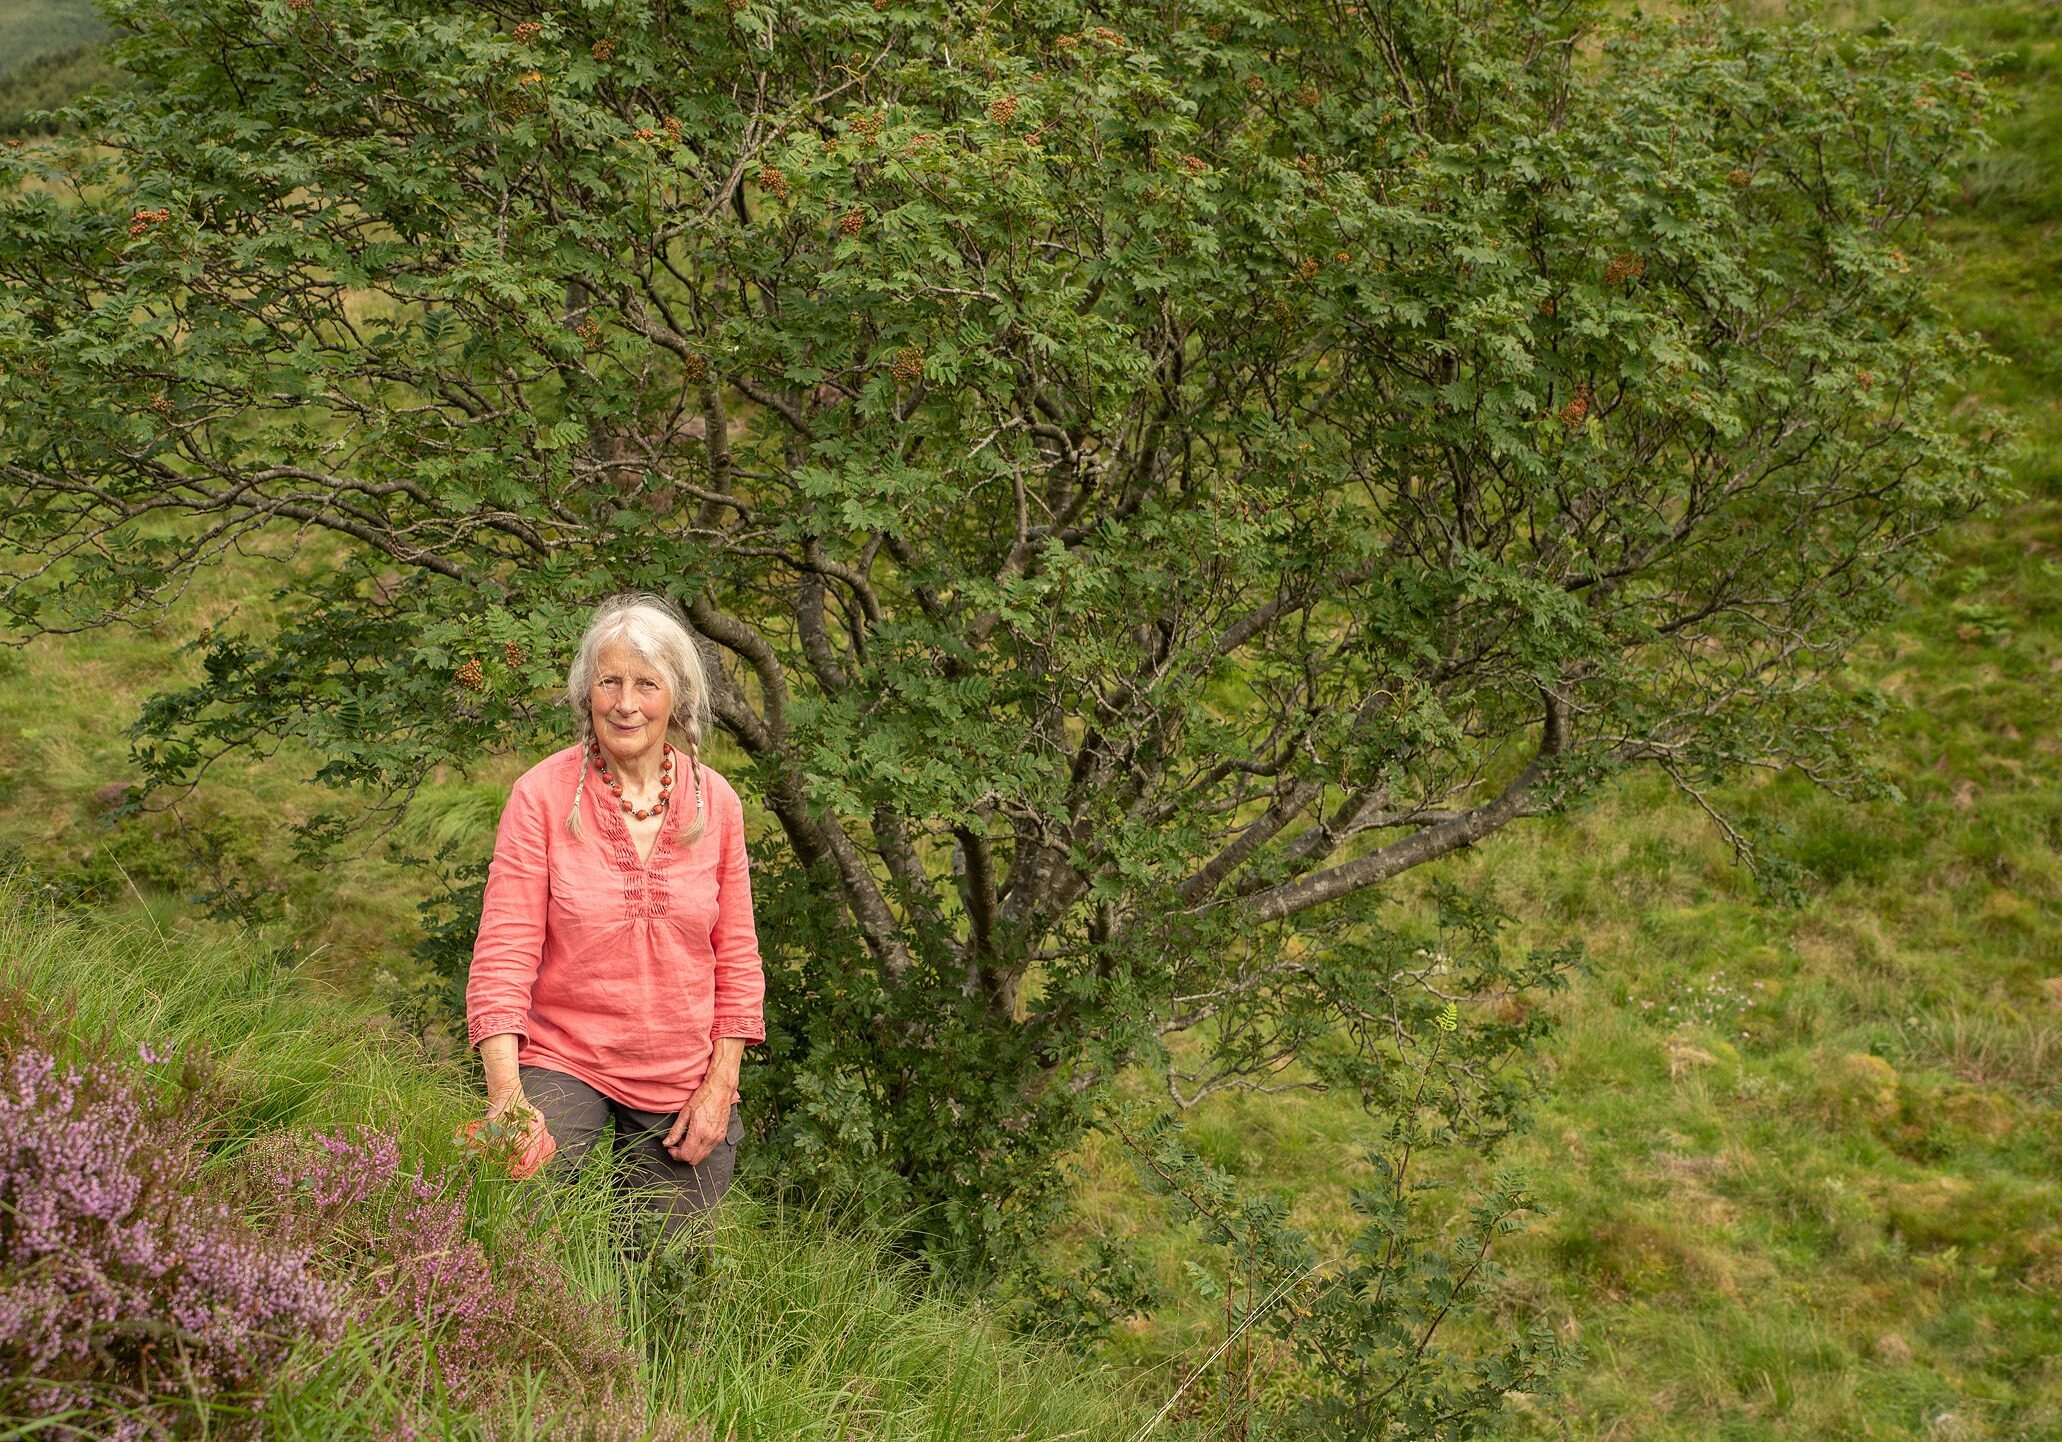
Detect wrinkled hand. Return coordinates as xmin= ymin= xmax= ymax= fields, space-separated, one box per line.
xmin=460 ymin=1091 xmax=556 ymax=1179
xmin=662 ymin=1087 xmax=730 ymax=1166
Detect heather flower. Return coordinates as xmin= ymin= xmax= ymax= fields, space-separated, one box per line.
xmin=0 ymin=1045 xmax=342 ymax=1435
xmin=249 ymin=1127 xmax=636 ymax=1408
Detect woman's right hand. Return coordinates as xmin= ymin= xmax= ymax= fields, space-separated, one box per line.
xmin=462 ymin=1089 xmax=556 ymax=1178
xmin=467 ymin=1033 xmax=556 ymax=1177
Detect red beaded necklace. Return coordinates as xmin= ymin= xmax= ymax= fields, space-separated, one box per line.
xmin=587 ymin=738 xmax=688 ymax=821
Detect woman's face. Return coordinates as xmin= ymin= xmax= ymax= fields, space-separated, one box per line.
xmin=589 ymin=640 xmax=672 ymax=763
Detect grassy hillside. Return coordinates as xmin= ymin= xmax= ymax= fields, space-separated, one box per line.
xmin=0 ymin=0 xmax=2057 ymax=1438
xmin=0 ymin=0 xmax=103 ymax=72
xmin=0 ymin=875 xmax=1175 ymax=1440
xmin=0 ymin=0 xmax=110 ymax=134
xmin=1073 ymin=4 xmax=2062 ymax=1439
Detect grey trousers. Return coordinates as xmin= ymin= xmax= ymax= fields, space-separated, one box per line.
xmin=520 ymin=1063 xmax=742 ymax=1242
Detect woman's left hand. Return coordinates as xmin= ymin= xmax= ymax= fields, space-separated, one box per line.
xmin=662 ymin=1086 xmax=731 ymax=1165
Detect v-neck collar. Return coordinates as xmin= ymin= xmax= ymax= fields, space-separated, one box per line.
xmin=593 ymin=751 xmax=698 ymax=871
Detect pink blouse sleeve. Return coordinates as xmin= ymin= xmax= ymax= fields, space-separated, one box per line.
xmin=466 ymin=776 xmax=550 ymax=1049
xmin=709 ymin=780 xmax=768 ymax=1044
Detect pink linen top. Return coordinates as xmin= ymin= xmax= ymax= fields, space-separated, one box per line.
xmin=465 ymin=742 xmax=768 ymax=1114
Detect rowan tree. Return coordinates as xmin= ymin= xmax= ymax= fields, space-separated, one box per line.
xmin=0 ymin=0 xmax=2001 ymax=1292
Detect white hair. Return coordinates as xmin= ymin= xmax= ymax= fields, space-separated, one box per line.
xmin=564 ymin=591 xmax=712 ymax=844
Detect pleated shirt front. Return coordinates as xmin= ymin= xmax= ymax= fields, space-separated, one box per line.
xmin=465 ymin=743 xmax=767 ymax=1113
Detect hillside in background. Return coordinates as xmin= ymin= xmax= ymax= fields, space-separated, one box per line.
xmin=0 ymin=0 xmax=110 ymax=134
xmin=1078 ymin=6 xmax=2062 ymax=1437
xmin=0 ymin=1 xmax=2057 ymax=1438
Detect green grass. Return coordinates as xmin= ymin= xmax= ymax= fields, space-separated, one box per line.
xmin=0 ymin=0 xmax=105 ymax=77
xmin=1063 ymin=3 xmax=2062 ymax=1431
xmin=0 ymin=872 xmax=1174 ymax=1440
xmin=3 ymin=0 xmax=2061 ymax=1437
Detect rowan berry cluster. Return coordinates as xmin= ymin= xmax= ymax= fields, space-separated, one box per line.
xmin=512 ymin=21 xmax=541 ymax=42
xmin=681 ymin=352 xmax=710 ymax=383
xmin=988 ymin=95 xmax=1020 ymax=126
xmin=591 ymin=37 xmax=615 ymax=60
xmin=890 ymin=346 xmax=924 ymax=383
xmin=1558 ymin=386 xmax=1591 ymax=428
xmin=758 ymin=166 xmax=790 ymax=200
xmin=1181 ymin=154 xmax=1207 ymax=175
xmin=128 ymin=208 xmax=171 ymax=237
xmin=839 ymin=209 xmax=866 ymax=236
xmin=456 ymin=658 xmax=487 ymax=692
xmin=504 ymin=641 xmax=525 ymax=667
xmin=1604 ymin=253 xmax=1646 ymax=286
xmin=849 ymin=110 xmax=885 ymax=142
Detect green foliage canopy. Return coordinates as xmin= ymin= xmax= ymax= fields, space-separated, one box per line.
xmin=0 ymin=0 xmax=2003 ymax=1277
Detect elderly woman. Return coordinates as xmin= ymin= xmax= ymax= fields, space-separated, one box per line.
xmin=466 ymin=592 xmax=766 ymax=1240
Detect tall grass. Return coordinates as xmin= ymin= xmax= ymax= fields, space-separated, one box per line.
xmin=0 ymin=871 xmax=1170 ymax=1441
